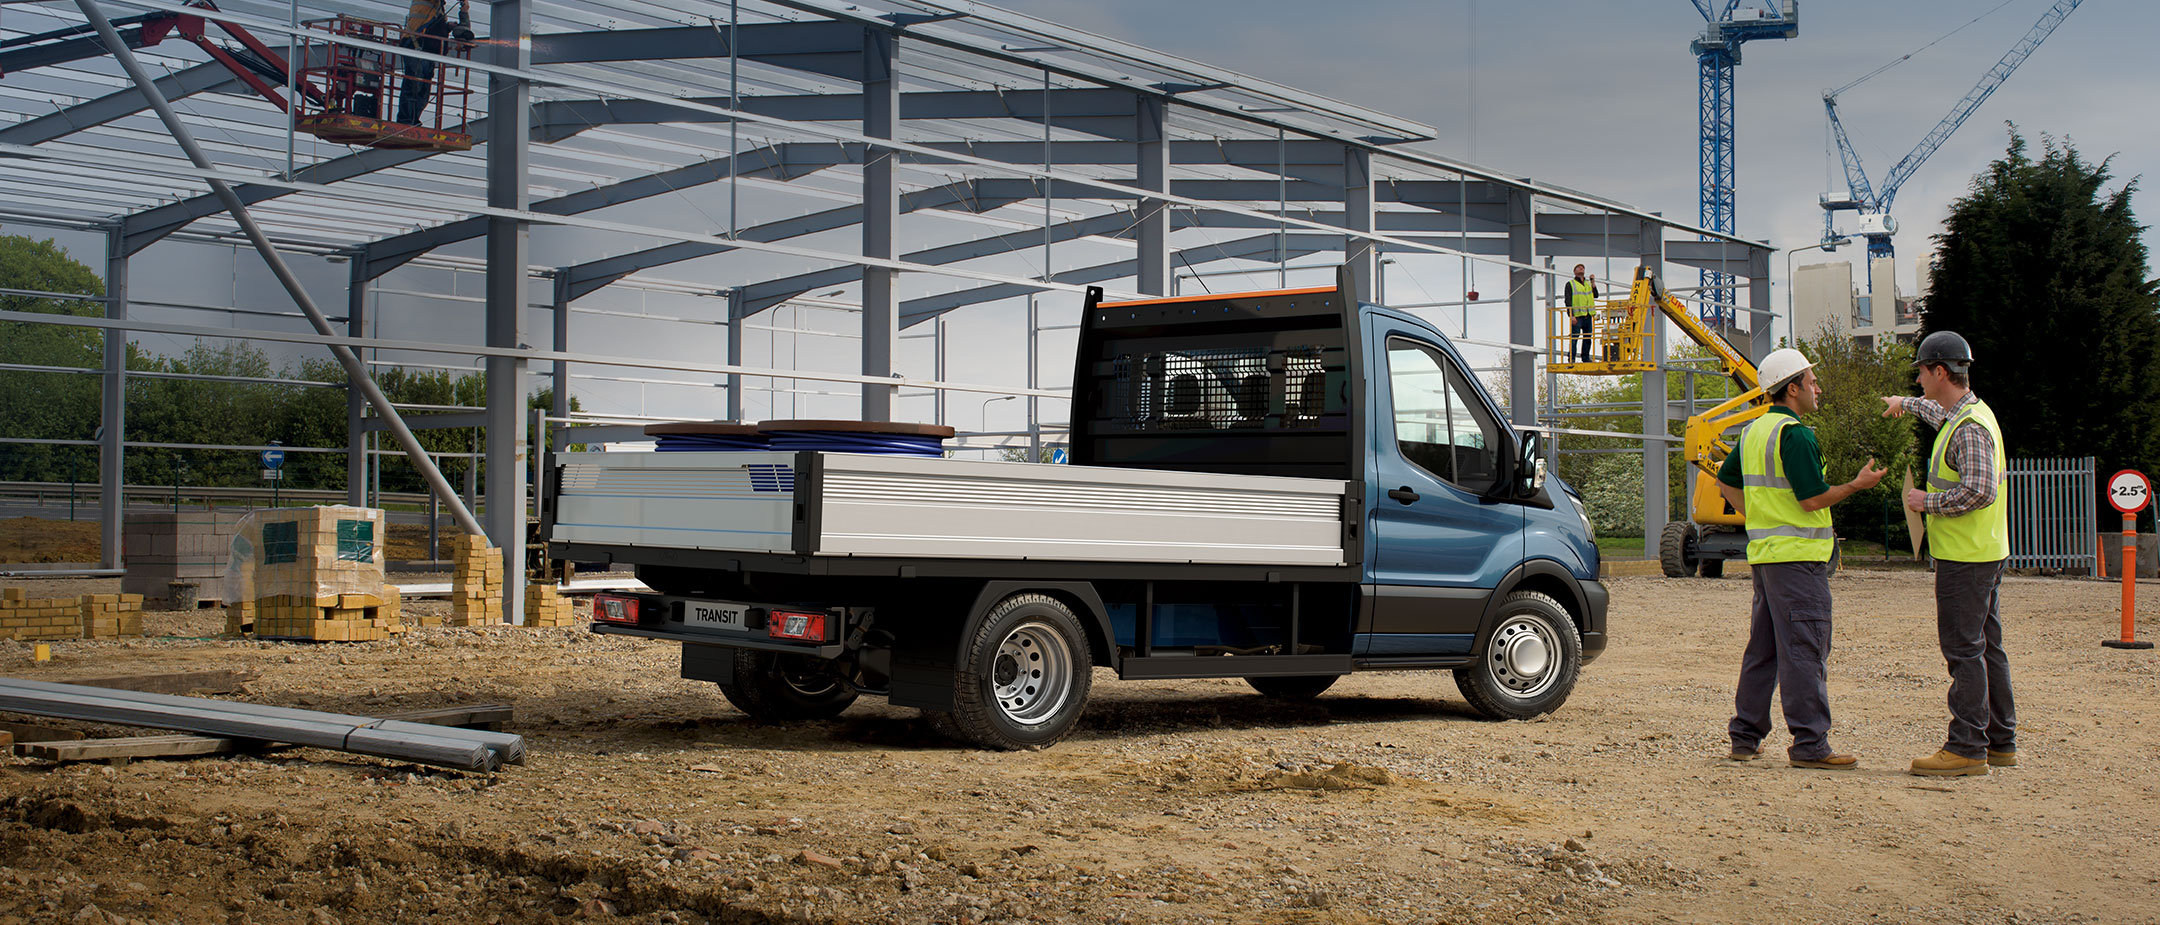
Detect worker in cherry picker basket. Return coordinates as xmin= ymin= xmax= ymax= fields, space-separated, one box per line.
xmin=395 ymin=0 xmax=452 ymax=125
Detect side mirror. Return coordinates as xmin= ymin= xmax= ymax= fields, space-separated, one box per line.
xmin=1516 ymin=430 xmax=1547 ymax=498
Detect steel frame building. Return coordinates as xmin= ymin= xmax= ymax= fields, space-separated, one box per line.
xmin=0 ymin=0 xmax=1773 ymax=618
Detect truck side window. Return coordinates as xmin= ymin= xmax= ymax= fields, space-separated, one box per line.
xmin=1386 ymin=337 xmax=1503 ymax=494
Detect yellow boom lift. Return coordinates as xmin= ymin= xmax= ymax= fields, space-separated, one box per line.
xmin=1548 ymin=267 xmax=1775 ymax=577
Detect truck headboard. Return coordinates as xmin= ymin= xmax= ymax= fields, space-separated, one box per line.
xmin=1069 ymin=280 xmax=1362 ymax=480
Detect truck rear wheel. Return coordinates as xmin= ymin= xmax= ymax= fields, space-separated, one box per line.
xmin=1454 ymin=591 xmax=1581 ymax=721
xmin=932 ymin=593 xmax=1092 ymax=751
xmin=718 ymin=649 xmax=858 ymax=722
xmin=1245 ymin=675 xmax=1339 ymax=700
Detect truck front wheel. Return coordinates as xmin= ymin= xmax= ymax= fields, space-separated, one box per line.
xmin=718 ymin=649 xmax=858 ymax=721
xmin=933 ymin=594 xmax=1092 ymax=751
xmin=1454 ymin=591 xmax=1581 ymax=720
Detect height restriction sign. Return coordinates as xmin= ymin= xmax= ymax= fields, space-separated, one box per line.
xmin=2109 ymin=470 xmax=2151 ymax=515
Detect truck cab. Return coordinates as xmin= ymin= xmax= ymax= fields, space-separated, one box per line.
xmin=553 ymin=275 xmax=1605 ymax=750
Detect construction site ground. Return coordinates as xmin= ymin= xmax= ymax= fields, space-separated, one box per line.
xmin=1 ymin=571 xmax=2155 ymax=924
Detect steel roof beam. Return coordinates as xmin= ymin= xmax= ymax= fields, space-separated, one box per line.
xmin=894 ymin=231 xmax=1339 ymax=323
xmin=530 ymin=22 xmax=866 ymax=80
xmin=535 ymin=86 xmax=1141 ymax=139
xmin=739 ymin=209 xmax=1142 ymax=314
xmin=0 ymin=60 xmax=237 ymax=147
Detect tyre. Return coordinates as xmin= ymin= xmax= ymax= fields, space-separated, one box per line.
xmin=1659 ymin=521 xmax=1699 ymax=578
xmin=932 ymin=593 xmax=1092 ymax=751
xmin=1698 ymin=557 xmax=1726 ymax=578
xmin=1454 ymin=591 xmax=1582 ymax=721
xmin=718 ymin=648 xmax=858 ymax=721
xmin=1245 ymin=675 xmax=1340 ymax=700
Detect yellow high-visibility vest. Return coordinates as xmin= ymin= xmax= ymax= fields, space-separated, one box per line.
xmin=1567 ymin=279 xmax=1597 ymax=316
xmin=1925 ymin=398 xmax=2009 ymax=562
xmin=1739 ymin=414 xmax=1834 ymax=564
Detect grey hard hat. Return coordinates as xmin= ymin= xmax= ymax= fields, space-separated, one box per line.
xmin=1913 ymin=330 xmax=1973 ymax=371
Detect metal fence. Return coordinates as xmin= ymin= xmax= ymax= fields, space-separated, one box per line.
xmin=2006 ymin=456 xmax=2096 ymax=572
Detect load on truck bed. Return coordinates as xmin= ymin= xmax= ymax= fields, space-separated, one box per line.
xmin=544 ymin=274 xmax=1607 ymax=750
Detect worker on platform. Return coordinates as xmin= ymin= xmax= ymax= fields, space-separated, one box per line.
xmin=1880 ymin=330 xmax=2016 ymax=777
xmin=1563 ymin=265 xmax=1599 ymax=363
xmin=1718 ymin=348 xmax=1887 ymax=769
xmin=395 ymin=0 xmax=451 ymax=125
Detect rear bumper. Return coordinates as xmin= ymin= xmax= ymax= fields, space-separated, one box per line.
xmin=1578 ymin=578 xmax=1610 ymax=663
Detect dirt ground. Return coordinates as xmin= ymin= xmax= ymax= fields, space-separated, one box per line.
xmin=0 ymin=570 xmax=2156 ymax=925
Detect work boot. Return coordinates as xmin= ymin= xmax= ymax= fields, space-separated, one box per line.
xmin=1789 ymin=753 xmax=1856 ymax=770
xmin=1911 ymin=749 xmax=1988 ymax=777
xmin=1987 ymin=749 xmax=2017 ymax=767
xmin=1726 ymin=746 xmax=1761 ymax=761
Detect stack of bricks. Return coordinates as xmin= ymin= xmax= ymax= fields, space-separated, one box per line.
xmin=238 ymin=506 xmax=403 ymax=642
xmin=449 ymin=535 xmax=504 ymax=626
xmin=121 ymin=511 xmax=243 ymax=606
xmin=0 ymin=588 xmax=81 ymax=640
xmin=80 ymin=593 xmax=145 ymax=638
xmin=251 ymin=592 xmax=402 ymax=642
xmin=524 ymin=581 xmax=576 ymax=628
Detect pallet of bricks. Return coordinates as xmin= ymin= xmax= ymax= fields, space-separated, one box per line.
xmin=450 ymin=533 xmax=504 ymax=626
xmin=1 ymin=589 xmax=145 ymax=640
xmin=222 ymin=506 xmax=402 ymax=642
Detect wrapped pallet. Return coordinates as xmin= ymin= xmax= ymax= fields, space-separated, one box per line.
xmin=223 ymin=506 xmax=402 ymax=642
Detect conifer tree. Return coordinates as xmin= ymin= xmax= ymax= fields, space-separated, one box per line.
xmin=1923 ymin=129 xmax=2160 ymax=514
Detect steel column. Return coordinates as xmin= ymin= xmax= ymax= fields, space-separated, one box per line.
xmin=859 ymin=29 xmax=899 ymax=421
xmin=725 ymin=288 xmax=746 ymax=422
xmin=1505 ymin=189 xmax=1536 ymax=427
xmin=485 ymin=0 xmax=532 ymax=623
xmin=1748 ymin=246 xmax=1772 ymax=363
xmin=99 ymin=226 xmax=127 ymax=570
xmin=550 ymin=275 xmax=570 ymax=421
xmin=1135 ymin=96 xmax=1169 ymax=295
xmin=1343 ymin=148 xmax=1374 ymax=302
xmin=345 ymin=260 xmax=367 ymax=505
xmin=1640 ymin=224 xmax=1669 ymax=549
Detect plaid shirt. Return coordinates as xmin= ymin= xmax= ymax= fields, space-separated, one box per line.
xmin=1903 ymin=392 xmax=1997 ymax=515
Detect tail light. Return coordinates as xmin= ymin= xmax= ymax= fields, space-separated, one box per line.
xmin=768 ymin=609 xmax=835 ymax=643
xmin=592 ymin=594 xmax=641 ymax=625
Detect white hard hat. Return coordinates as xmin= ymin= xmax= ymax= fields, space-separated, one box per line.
xmin=1757 ymin=348 xmax=1814 ymax=394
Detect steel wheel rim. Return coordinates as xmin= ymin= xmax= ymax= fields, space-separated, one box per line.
xmin=1487 ymin=615 xmax=1559 ymax=698
xmin=990 ymin=621 xmax=1073 ymax=726
xmin=777 ymin=660 xmax=843 ymax=698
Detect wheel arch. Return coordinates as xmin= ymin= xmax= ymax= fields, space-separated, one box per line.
xmin=1477 ymin=558 xmax=1589 ymax=648
xmin=962 ymin=581 xmax=1115 ymax=670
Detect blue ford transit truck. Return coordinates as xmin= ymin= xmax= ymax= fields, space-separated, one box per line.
xmin=546 ymin=277 xmax=1606 ymax=749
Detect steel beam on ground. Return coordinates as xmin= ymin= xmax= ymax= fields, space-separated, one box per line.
xmin=486 ymin=0 xmax=533 ymax=624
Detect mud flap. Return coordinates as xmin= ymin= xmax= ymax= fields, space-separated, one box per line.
xmin=680 ymin=643 xmax=736 ymax=685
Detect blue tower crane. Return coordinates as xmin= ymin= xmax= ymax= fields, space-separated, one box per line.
xmin=1691 ymin=0 xmax=1798 ymax=325
xmin=1819 ymin=0 xmax=2081 ymax=264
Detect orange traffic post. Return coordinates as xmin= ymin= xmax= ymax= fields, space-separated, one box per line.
xmin=2104 ymin=469 xmax=2153 ymax=650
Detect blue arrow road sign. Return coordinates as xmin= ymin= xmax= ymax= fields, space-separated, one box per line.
xmin=261 ymin=447 xmax=285 ymax=469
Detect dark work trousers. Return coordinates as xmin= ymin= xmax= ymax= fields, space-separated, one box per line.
xmin=1729 ymin=560 xmax=1835 ymax=760
xmin=1935 ymin=558 xmax=2015 ymax=759
xmin=1570 ymin=313 xmax=1594 ymax=363
xmin=395 ymin=23 xmax=448 ymax=125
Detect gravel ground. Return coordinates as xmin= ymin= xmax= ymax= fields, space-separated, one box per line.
xmin=0 ymin=570 xmax=2155 ymax=924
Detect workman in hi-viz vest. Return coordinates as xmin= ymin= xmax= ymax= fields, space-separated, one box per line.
xmin=1880 ymin=330 xmax=2016 ymax=777
xmin=1716 ymin=348 xmax=1887 ymax=769
xmin=1563 ymin=264 xmax=1599 ymax=363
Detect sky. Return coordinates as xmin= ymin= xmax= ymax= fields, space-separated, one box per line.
xmin=5 ymin=0 xmax=2152 ymax=440
xmin=991 ymin=0 xmax=2156 ymax=297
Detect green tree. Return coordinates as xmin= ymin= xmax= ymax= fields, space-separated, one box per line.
xmin=1923 ymin=130 xmax=2160 ymax=513
xmin=1796 ymin=324 xmax=1916 ymax=550
xmin=0 ymin=236 xmax=105 ymax=483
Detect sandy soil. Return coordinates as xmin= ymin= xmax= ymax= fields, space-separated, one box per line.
xmin=1 ymin=571 xmax=2156 ymax=924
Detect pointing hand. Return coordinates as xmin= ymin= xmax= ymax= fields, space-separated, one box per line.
xmin=1880 ymin=396 xmax=1904 ymax=418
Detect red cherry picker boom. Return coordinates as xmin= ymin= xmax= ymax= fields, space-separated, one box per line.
xmin=1 ymin=0 xmax=476 ymax=152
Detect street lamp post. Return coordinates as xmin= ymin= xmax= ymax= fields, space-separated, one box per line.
xmin=977 ymin=395 xmax=1019 ymax=456
xmin=1786 ymin=236 xmax=1850 ymax=345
